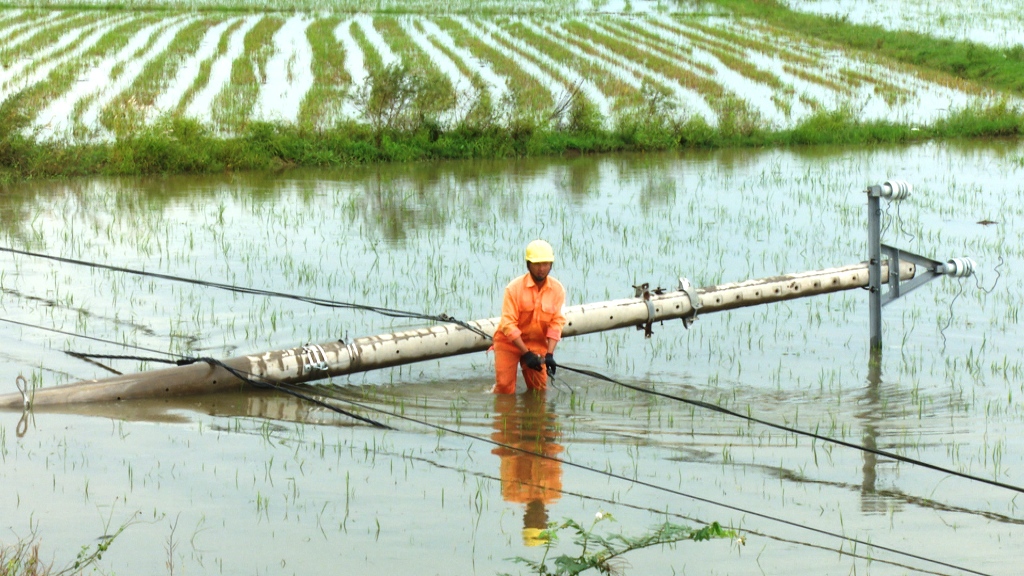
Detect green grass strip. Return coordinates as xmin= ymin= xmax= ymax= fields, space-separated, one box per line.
xmin=507 ymin=19 xmax=639 ymax=112
xmin=648 ymin=15 xmax=786 ymax=92
xmin=100 ymin=16 xmax=223 ymax=136
xmin=2 ymin=101 xmax=1020 ymax=184
xmin=297 ymin=16 xmax=349 ymax=130
xmin=568 ymin=18 xmax=759 ymax=129
xmin=413 ymin=20 xmax=492 ymax=126
xmin=707 ymin=0 xmax=1024 ymax=95
xmin=174 ymin=17 xmax=243 ymax=115
xmin=6 ymin=14 xmax=161 ymax=128
xmin=0 ymin=11 xmax=105 ymax=67
xmin=0 ymin=10 xmax=74 ymax=52
xmin=349 ymin=19 xmax=382 ymax=74
xmin=434 ymin=16 xmax=553 ymax=114
xmin=209 ymin=15 xmax=283 ymax=133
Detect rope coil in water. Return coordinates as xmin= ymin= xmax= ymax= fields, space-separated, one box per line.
xmin=15 ymin=374 xmax=29 ymax=408
xmin=14 ymin=375 xmax=30 ymax=437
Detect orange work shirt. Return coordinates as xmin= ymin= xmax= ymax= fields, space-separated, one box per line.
xmin=493 ymin=273 xmax=566 ymax=350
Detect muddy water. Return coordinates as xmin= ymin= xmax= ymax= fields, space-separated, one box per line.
xmin=1 ymin=142 xmax=1023 ymax=575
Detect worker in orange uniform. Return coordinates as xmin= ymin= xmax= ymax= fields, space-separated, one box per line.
xmin=491 ymin=239 xmax=566 ymax=394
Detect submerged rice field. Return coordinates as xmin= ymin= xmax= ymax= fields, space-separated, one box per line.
xmin=0 ymin=4 xmax=1015 ymax=142
xmin=2 ymin=0 xmax=1024 ymax=574
xmin=1 ymin=141 xmax=1023 ymax=574
xmin=782 ymin=0 xmax=1024 ymax=48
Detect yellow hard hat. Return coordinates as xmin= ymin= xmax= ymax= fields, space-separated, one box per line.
xmin=522 ymin=527 xmax=549 ymax=547
xmin=525 ymin=240 xmax=555 ymax=263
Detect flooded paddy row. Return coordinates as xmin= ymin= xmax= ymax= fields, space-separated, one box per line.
xmin=781 ymin=0 xmax=1024 ymax=48
xmin=1 ymin=142 xmax=1023 ymax=574
xmin=0 ymin=7 xmax=1008 ymax=141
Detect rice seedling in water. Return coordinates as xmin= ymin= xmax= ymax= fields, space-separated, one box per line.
xmin=435 ymin=15 xmax=554 ymax=121
xmin=98 ymin=17 xmax=225 ymax=137
xmin=17 ymin=14 xmax=162 ymax=136
xmin=0 ymin=10 xmax=82 ymax=63
xmin=412 ymin=19 xmax=496 ymax=126
xmin=176 ymin=16 xmax=251 ymax=118
xmin=567 ymin=18 xmax=743 ymax=125
xmin=476 ymin=16 xmax=611 ymax=124
xmin=0 ymin=12 xmax=117 ymax=99
xmin=210 ymin=15 xmax=283 ymax=134
xmin=70 ymin=15 xmax=197 ymax=140
xmin=0 ymin=5 xmax=1019 ymax=174
xmin=296 ymin=16 xmax=351 ymax=130
xmin=371 ymin=16 xmax=457 ymax=125
xmin=509 ymin=18 xmax=643 ymax=113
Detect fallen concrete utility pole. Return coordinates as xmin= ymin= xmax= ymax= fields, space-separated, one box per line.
xmin=1 ymin=260 xmax=914 ymax=408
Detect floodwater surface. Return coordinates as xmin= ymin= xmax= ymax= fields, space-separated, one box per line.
xmin=1 ymin=142 xmax=1023 ymax=575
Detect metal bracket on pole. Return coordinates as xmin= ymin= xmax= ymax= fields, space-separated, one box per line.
xmin=880 ymin=245 xmax=940 ymax=306
xmin=633 ymin=282 xmax=656 ymax=338
xmin=866 ymin=180 xmax=976 ymax=350
xmin=678 ymin=277 xmax=702 ymax=328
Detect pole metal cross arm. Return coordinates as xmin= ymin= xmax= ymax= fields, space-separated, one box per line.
xmin=880 ymin=245 xmax=974 ymax=307
xmin=866 ymin=179 xmax=977 ymax=349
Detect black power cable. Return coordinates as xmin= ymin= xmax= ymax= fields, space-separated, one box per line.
xmin=11 ymin=244 xmax=1013 ymax=491
xmin=2 ymin=246 xmax=1014 ymax=567
xmin=0 ymin=246 xmax=491 ymax=339
xmin=188 ymin=357 xmax=393 ymax=430
xmin=0 ymin=315 xmax=995 ymax=574
xmin=556 ymin=363 xmax=1024 ymax=497
xmin=290 ymin=384 xmax=991 ymax=576
xmin=0 ymin=316 xmax=390 ymax=429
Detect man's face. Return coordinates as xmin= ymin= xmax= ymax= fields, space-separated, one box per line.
xmin=528 ymin=261 xmax=552 ymax=283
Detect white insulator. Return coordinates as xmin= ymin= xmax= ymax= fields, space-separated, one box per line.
xmin=938 ymin=257 xmax=976 ymax=278
xmin=881 ymin=179 xmax=912 ymax=200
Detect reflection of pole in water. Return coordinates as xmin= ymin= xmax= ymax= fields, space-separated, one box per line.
xmin=862 ymin=353 xmax=880 ymax=496
xmin=491 ymin=391 xmax=563 ymax=546
xmin=859 ymin=349 xmax=900 ymax=515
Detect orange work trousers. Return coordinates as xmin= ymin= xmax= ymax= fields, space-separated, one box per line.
xmin=493 ymin=343 xmax=548 ymax=394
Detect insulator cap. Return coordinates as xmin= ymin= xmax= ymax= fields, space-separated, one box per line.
xmin=939 ymin=257 xmax=976 ymax=278
xmin=882 ymin=180 xmax=912 ymax=200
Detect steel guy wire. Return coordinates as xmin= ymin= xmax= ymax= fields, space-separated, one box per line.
xmin=0 ymin=316 xmax=177 ymax=358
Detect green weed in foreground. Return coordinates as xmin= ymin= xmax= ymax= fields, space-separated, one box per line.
xmin=504 ymin=512 xmax=738 ymax=576
xmin=0 ymin=522 xmax=128 ymax=576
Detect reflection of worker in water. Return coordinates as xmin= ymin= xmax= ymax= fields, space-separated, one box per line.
xmin=491 ymin=391 xmax=563 ymax=546
xmin=491 ymin=239 xmax=566 ymax=394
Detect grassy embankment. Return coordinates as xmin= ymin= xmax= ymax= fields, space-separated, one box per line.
xmin=1 ymin=2 xmax=1023 ymax=182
